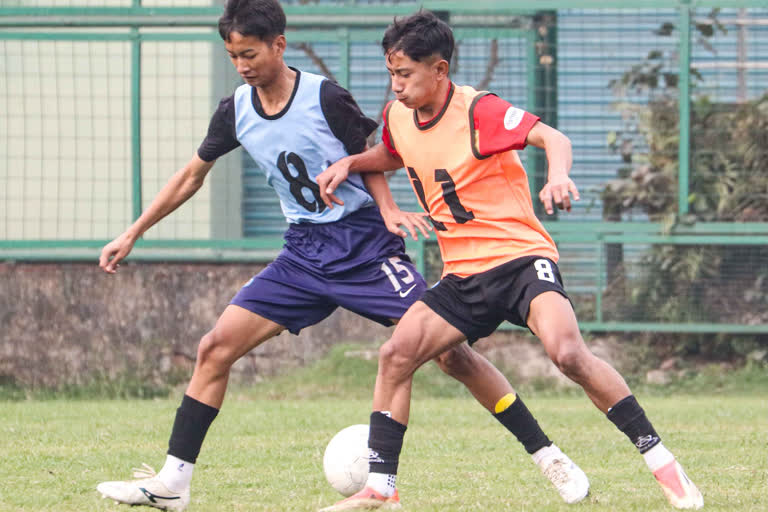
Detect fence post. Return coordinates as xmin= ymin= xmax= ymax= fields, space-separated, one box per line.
xmin=337 ymin=27 xmax=350 ymax=89
xmin=526 ymin=28 xmax=539 ymax=205
xmin=596 ymin=236 xmax=604 ymax=324
xmin=532 ymin=10 xmax=558 ymax=219
xmin=678 ymin=0 xmax=691 ymax=217
xmin=130 ymin=27 xmax=142 ymax=221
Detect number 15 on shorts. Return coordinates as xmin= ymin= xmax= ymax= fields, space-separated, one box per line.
xmin=380 ymin=256 xmax=416 ymax=296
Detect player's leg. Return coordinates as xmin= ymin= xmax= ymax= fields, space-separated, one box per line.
xmin=374 ymin=301 xmax=467 ymax=423
xmin=98 ymin=258 xmax=337 ymax=511
xmin=320 ymin=301 xmax=465 ymax=512
xmin=433 ymin=343 xmax=589 ymax=504
xmin=528 ymin=291 xmax=628 ymax=410
xmin=426 ymin=260 xmax=587 ymax=504
xmin=342 ymin=255 xmax=587 ymax=506
xmin=527 ymin=291 xmax=702 ymax=509
xmin=96 ymin=306 xmax=284 ymax=511
xmin=342 ymin=252 xmax=567 ymax=456
xmin=432 ymin=344 xmax=507 ymax=409
xmin=187 ymin=305 xmax=284 ymax=408
xmin=337 ymin=250 xmax=516 ymax=414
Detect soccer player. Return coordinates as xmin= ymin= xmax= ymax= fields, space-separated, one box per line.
xmin=316 ymin=10 xmax=704 ymax=511
xmin=95 ymin=1 xmax=588 ymax=510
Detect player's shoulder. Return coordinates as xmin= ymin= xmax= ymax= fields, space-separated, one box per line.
xmin=210 ymin=92 xmax=237 ymax=122
xmin=467 ymin=91 xmax=530 ymax=132
xmin=318 ymin=75 xmax=348 ymax=93
xmin=233 ymin=82 xmax=251 ymax=96
xmin=280 ymin=67 xmax=334 ymax=99
xmin=230 ymin=82 xmax=253 ymax=109
xmin=464 ymin=88 xmax=507 ymax=113
xmin=318 ymin=77 xmax=352 ymax=106
xmin=383 ymin=99 xmax=398 ymax=119
xmin=216 ymin=92 xmax=236 ymax=109
xmin=449 ymin=85 xmax=511 ymax=127
xmin=453 ymin=84 xmax=490 ymax=106
xmin=454 ymin=84 xmax=483 ymax=98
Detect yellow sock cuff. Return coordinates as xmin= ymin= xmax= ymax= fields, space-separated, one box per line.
xmin=494 ymin=392 xmax=517 ymax=414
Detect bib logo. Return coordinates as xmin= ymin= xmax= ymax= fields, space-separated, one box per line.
xmin=504 ymin=107 xmax=525 ymax=131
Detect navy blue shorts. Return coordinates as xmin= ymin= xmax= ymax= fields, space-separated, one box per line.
xmin=421 ymin=255 xmax=570 ymax=344
xmin=230 ymin=207 xmax=427 ymax=334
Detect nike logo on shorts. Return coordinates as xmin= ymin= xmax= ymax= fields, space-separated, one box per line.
xmin=399 ymin=284 xmax=417 ymax=298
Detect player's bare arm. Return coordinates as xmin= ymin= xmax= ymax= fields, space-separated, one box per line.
xmin=362 ymin=172 xmax=431 ymax=240
xmin=99 ymin=153 xmax=215 ymax=273
xmin=317 ymin=142 xmax=404 ymax=209
xmin=525 ymin=122 xmax=579 ymax=215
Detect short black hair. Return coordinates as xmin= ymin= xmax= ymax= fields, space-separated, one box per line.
xmin=218 ymin=0 xmax=286 ymax=42
xmin=381 ymin=10 xmax=454 ymax=63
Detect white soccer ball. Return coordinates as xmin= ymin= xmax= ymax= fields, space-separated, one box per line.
xmin=323 ymin=424 xmax=370 ymax=497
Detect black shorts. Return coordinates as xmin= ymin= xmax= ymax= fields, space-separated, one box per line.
xmin=420 ymin=255 xmax=569 ymax=344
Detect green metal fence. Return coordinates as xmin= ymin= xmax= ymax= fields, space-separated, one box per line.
xmin=2 ymin=1 xmax=767 ymax=332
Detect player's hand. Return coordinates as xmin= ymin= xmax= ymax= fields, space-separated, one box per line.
xmin=539 ymin=175 xmax=580 ymax=215
xmin=381 ymin=208 xmax=432 ymax=240
xmin=316 ymin=159 xmax=351 ymax=210
xmin=99 ymin=232 xmax=137 ymax=274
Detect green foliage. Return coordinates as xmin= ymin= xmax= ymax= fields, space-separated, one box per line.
xmin=608 ymin=9 xmax=724 ymax=95
xmin=605 ymin=94 xmax=768 ymax=223
xmin=601 ymin=14 xmax=768 ymax=350
xmin=602 ymin=91 xmax=768 ymax=332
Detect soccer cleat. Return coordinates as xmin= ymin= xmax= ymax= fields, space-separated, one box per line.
xmin=653 ymin=459 xmax=703 ymax=509
xmin=534 ymin=444 xmax=590 ymax=504
xmin=319 ymin=487 xmax=401 ymax=511
xmin=96 ymin=463 xmax=190 ymax=511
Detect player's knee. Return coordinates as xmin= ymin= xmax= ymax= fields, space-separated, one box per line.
xmin=550 ymin=336 xmax=590 ymax=378
xmin=378 ymin=337 xmax=417 ymax=378
xmin=196 ymin=329 xmax=238 ymax=370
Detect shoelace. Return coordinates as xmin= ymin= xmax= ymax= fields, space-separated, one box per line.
xmin=131 ymin=463 xmax=158 ymax=479
xmin=543 ymin=459 xmax=572 ymax=487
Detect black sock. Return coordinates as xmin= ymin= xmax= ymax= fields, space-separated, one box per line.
xmin=368 ymin=412 xmax=407 ymax=475
xmin=167 ymin=394 xmax=219 ymax=463
xmin=493 ymin=395 xmax=552 ymax=454
xmin=606 ymin=395 xmax=661 ymax=454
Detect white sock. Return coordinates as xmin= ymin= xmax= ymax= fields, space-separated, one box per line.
xmin=366 ymin=472 xmax=396 ymax=497
xmin=157 ymin=454 xmax=194 ymax=493
xmin=643 ymin=443 xmax=675 ymax=472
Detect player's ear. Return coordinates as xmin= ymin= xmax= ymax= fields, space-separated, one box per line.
xmin=434 ymin=59 xmax=450 ymax=80
xmin=272 ymin=34 xmax=287 ymax=55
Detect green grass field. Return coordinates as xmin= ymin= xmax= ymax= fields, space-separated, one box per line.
xmin=1 ymin=347 xmax=766 ymax=511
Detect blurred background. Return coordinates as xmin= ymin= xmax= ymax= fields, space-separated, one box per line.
xmin=1 ymin=1 xmax=767 ymax=393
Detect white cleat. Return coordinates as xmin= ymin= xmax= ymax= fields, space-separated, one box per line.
xmin=653 ymin=459 xmax=703 ymax=509
xmin=96 ymin=463 xmax=190 ymax=511
xmin=533 ymin=444 xmax=590 ymax=504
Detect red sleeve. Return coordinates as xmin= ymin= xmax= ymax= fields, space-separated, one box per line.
xmin=472 ymin=94 xmax=540 ymax=157
xmin=381 ymin=101 xmax=401 ymax=159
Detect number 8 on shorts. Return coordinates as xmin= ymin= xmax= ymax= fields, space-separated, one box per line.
xmin=534 ymin=259 xmax=555 ymax=283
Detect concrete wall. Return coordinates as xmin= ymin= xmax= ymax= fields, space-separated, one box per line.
xmin=0 ymin=261 xmax=398 ymax=390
